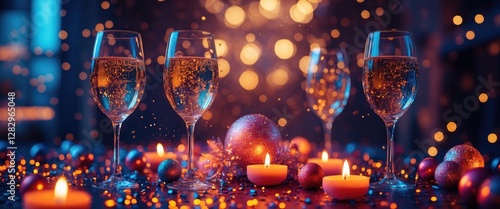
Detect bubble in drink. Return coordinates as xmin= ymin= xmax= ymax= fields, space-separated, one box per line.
xmin=174 ymin=51 xmax=184 ymax=57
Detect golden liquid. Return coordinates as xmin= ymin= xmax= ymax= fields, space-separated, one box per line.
xmin=90 ymin=57 xmax=145 ymax=122
xmin=306 ymin=68 xmax=350 ymax=123
xmin=362 ymin=56 xmax=418 ymax=122
xmin=164 ymin=57 xmax=219 ymax=123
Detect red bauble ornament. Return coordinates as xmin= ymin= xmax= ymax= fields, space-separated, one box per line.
xmin=418 ymin=157 xmax=439 ymax=181
xmin=459 ymin=167 xmax=491 ymax=205
xmin=125 ymin=149 xmax=147 ymax=172
xmin=477 ymin=175 xmax=500 ymax=209
xmin=444 ymin=144 xmax=484 ymax=173
xmin=225 ymin=114 xmax=282 ymax=171
xmin=435 ymin=161 xmax=462 ymax=189
xmin=20 ymin=174 xmax=47 ymax=195
xmin=298 ymin=163 xmax=324 ymax=189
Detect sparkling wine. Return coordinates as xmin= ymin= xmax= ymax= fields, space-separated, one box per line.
xmin=363 ymin=56 xmax=418 ymax=122
xmin=306 ymin=73 xmax=350 ymax=123
xmin=164 ymin=57 xmax=219 ymax=122
xmin=90 ymin=57 xmax=145 ymax=122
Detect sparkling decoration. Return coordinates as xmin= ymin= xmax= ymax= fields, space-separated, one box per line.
xmin=491 ymin=157 xmax=500 ymax=173
xmin=69 ymin=144 xmax=94 ymax=168
xmin=125 ymin=149 xmax=147 ymax=172
xmin=224 ymin=114 xmax=282 ymax=171
xmin=443 ymin=144 xmax=484 ymax=173
xmin=418 ymin=157 xmax=439 ymax=181
xmin=290 ymin=136 xmax=312 ymax=163
xmin=30 ymin=143 xmax=48 ymax=162
xmin=435 ymin=161 xmax=462 ymax=189
xmin=477 ymin=175 xmax=500 ymax=209
xmin=298 ymin=163 xmax=324 ymax=189
xmin=158 ymin=159 xmax=182 ymax=183
xmin=458 ymin=168 xmax=491 ymax=205
xmin=19 ymin=174 xmax=47 ymax=195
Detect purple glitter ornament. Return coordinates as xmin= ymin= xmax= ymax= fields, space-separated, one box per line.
xmin=418 ymin=157 xmax=439 ymax=181
xmin=435 ymin=161 xmax=462 ymax=189
xmin=458 ymin=167 xmax=491 ymax=205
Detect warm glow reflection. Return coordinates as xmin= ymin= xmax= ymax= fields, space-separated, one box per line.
xmin=218 ymin=58 xmax=230 ymax=78
xmin=274 ymin=39 xmax=295 ymax=59
xmin=215 ymin=39 xmax=228 ymax=57
xmin=290 ymin=2 xmax=313 ymax=23
xmin=224 ymin=6 xmax=246 ymax=28
xmin=240 ymin=43 xmax=261 ymax=65
xmin=55 ymin=176 xmax=68 ymax=203
xmin=267 ymin=67 xmax=289 ymax=86
xmin=342 ymin=160 xmax=349 ymax=179
xmin=260 ymin=0 xmax=279 ymax=11
xmin=156 ymin=143 xmax=164 ymax=157
xmin=321 ymin=151 xmax=328 ymax=161
xmin=239 ymin=70 xmax=259 ymax=90
xmin=264 ymin=153 xmax=270 ymax=168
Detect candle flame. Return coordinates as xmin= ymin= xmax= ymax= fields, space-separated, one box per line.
xmin=54 ymin=176 xmax=68 ymax=203
xmin=156 ymin=143 xmax=164 ymax=157
xmin=321 ymin=151 xmax=328 ymax=161
xmin=264 ymin=153 xmax=270 ymax=168
xmin=342 ymin=160 xmax=349 ymax=180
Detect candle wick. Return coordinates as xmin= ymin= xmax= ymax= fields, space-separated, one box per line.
xmin=344 ymin=175 xmax=346 ymax=180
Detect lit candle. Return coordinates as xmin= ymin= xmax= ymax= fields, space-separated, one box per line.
xmin=145 ymin=143 xmax=175 ymax=172
xmin=307 ymin=151 xmax=343 ymax=175
xmin=322 ymin=160 xmax=369 ymax=200
xmin=23 ymin=176 xmax=91 ymax=209
xmin=247 ymin=153 xmax=288 ymax=186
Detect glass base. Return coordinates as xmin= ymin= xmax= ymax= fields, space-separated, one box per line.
xmin=93 ymin=175 xmax=139 ymax=190
xmin=168 ymin=178 xmax=210 ymax=191
xmin=370 ymin=177 xmax=414 ymax=191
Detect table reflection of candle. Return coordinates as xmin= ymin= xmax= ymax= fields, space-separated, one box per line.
xmin=307 ymin=151 xmax=343 ymax=175
xmin=23 ymin=176 xmax=91 ymax=209
xmin=323 ymin=160 xmax=369 ymax=200
xmin=247 ymin=153 xmax=288 ymax=186
xmin=145 ymin=143 xmax=175 ymax=172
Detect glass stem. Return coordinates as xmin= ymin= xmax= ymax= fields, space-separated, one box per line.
xmin=384 ymin=121 xmax=396 ymax=180
xmin=112 ymin=122 xmax=122 ymax=177
xmin=323 ymin=121 xmax=332 ymax=153
xmin=185 ymin=121 xmax=196 ymax=180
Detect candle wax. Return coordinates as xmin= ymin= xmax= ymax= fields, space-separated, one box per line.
xmin=23 ymin=190 xmax=91 ymax=209
xmin=308 ymin=158 xmax=343 ymax=175
xmin=247 ymin=164 xmax=288 ymax=186
xmin=322 ymin=175 xmax=369 ymax=200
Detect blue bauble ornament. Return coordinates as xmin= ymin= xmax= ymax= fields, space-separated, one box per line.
xmin=30 ymin=143 xmax=48 ymax=162
xmin=125 ymin=149 xmax=147 ymax=172
xmin=158 ymin=159 xmax=182 ymax=183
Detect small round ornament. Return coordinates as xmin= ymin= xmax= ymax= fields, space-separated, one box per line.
xmin=298 ymin=163 xmax=324 ymax=189
xmin=0 ymin=140 xmax=8 ymax=161
xmin=30 ymin=143 xmax=48 ymax=162
xmin=477 ymin=175 xmax=500 ymax=209
xmin=444 ymin=144 xmax=484 ymax=173
xmin=125 ymin=149 xmax=147 ymax=172
xmin=20 ymin=174 xmax=47 ymax=195
xmin=418 ymin=157 xmax=439 ymax=181
xmin=69 ymin=144 xmax=94 ymax=168
xmin=224 ymin=114 xmax=282 ymax=171
xmin=435 ymin=161 xmax=462 ymax=189
xmin=158 ymin=159 xmax=182 ymax=183
xmin=459 ymin=167 xmax=491 ymax=205
xmin=490 ymin=157 xmax=500 ymax=174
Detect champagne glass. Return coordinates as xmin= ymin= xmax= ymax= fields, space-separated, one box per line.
xmin=306 ymin=48 xmax=351 ymax=153
xmin=362 ymin=30 xmax=418 ymax=191
xmin=164 ymin=30 xmax=219 ymax=191
xmin=90 ymin=30 xmax=145 ymax=189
